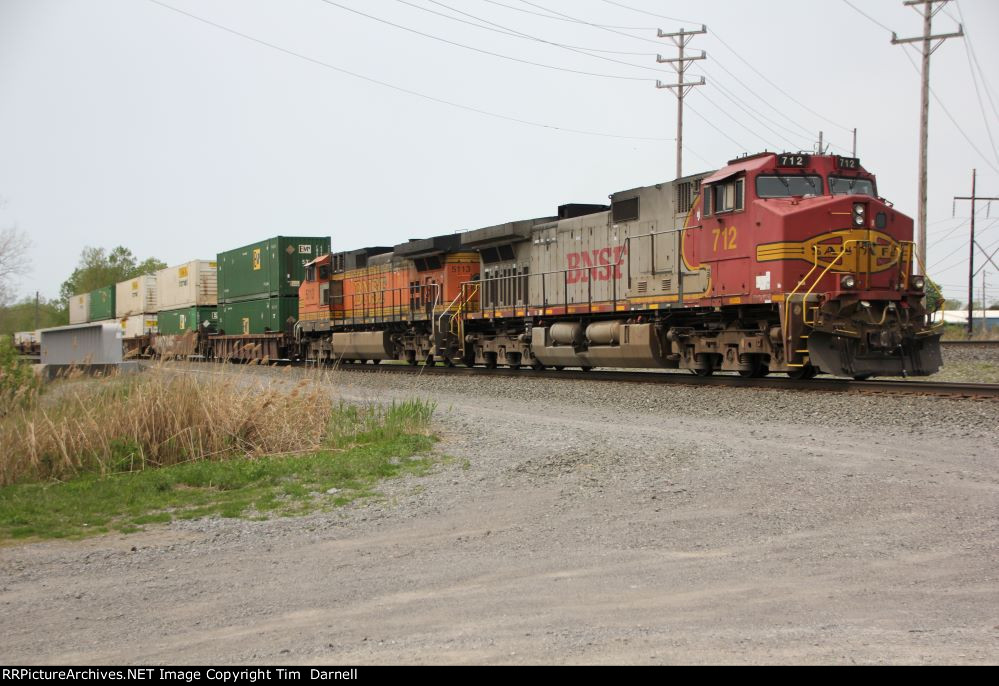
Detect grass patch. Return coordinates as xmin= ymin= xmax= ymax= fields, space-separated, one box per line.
xmin=0 ymin=399 xmax=437 ymax=541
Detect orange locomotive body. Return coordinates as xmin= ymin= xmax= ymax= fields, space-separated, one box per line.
xmin=298 ymin=238 xmax=479 ymax=364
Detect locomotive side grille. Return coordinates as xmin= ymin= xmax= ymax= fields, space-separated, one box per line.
xmin=675 ymin=180 xmax=700 ymax=214
xmin=636 ymin=280 xmax=648 ymax=294
xmin=612 ymin=197 xmax=639 ymax=223
xmin=662 ymin=278 xmax=671 ymax=291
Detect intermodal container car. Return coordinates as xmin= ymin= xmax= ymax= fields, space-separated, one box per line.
xmin=220 ymin=297 xmax=298 ymax=335
xmin=87 ymin=286 xmax=116 ymax=322
xmin=158 ymin=306 xmax=218 ymax=335
xmin=217 ymin=236 xmax=330 ymax=303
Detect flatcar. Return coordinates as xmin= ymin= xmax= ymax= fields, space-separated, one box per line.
xmin=296 ymin=152 xmax=942 ymax=379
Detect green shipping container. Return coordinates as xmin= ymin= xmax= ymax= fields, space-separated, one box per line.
xmin=158 ymin=306 xmax=218 ymax=335
xmin=220 ymin=297 xmax=298 ymax=336
xmin=217 ymin=236 xmax=330 ymax=303
xmin=87 ymin=286 xmax=116 ymax=322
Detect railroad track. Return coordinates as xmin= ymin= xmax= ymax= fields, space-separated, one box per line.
xmin=940 ymin=339 xmax=999 ymax=347
xmin=322 ymin=361 xmax=999 ymax=400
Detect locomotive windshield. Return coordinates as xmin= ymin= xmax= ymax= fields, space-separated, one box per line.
xmin=829 ymin=176 xmax=876 ymax=197
xmin=756 ymin=174 xmax=823 ymax=198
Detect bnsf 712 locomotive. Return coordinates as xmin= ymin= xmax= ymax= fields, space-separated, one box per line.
xmin=296 ymin=152 xmax=942 ymax=380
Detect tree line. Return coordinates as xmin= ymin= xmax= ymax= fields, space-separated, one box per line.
xmin=0 ymin=239 xmax=166 ymax=335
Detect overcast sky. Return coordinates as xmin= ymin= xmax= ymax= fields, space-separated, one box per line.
xmin=2 ymin=0 xmax=998 ymax=303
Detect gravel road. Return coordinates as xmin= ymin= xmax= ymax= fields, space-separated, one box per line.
xmin=2 ymin=363 xmax=997 ymax=665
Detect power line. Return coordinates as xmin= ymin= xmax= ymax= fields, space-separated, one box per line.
xmin=952 ymin=2 xmax=999 ymax=167
xmin=690 ymin=59 xmax=820 ymax=143
xmin=693 ymin=88 xmax=780 ymax=151
xmin=487 ymin=0 xmax=852 ymax=153
xmin=399 ymin=0 xmax=671 ymax=77
xmin=899 ymin=47 xmax=999 ymax=175
xmin=709 ymin=29 xmax=854 ymax=135
xmin=598 ymin=0 xmax=700 ymax=26
xmin=930 ymin=217 xmax=999 ymax=271
xmin=840 ymin=0 xmax=895 ymax=33
xmin=144 ymin=0 xmax=672 ymax=142
xmin=388 ymin=0 xmax=822 ymax=163
xmin=691 ymin=65 xmax=813 ymax=150
xmin=954 ymin=1 xmax=999 ymax=123
xmin=418 ymin=0 xmax=659 ymax=57
xmin=316 ymin=0 xmax=654 ymax=82
xmin=480 ymin=0 xmax=658 ymax=31
xmin=684 ymin=100 xmax=748 ymax=152
xmin=605 ymin=0 xmax=854 ymax=146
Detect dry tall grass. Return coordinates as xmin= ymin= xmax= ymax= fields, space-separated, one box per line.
xmin=0 ymin=362 xmax=341 ymax=485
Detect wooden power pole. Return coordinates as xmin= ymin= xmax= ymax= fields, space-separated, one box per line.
xmin=656 ymin=25 xmax=706 ymax=179
xmin=953 ymin=170 xmax=999 ymax=336
xmin=891 ymin=0 xmax=963 ymax=271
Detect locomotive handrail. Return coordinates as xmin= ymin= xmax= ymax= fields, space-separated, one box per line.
xmin=781 ymin=231 xmax=850 ymax=360
xmin=331 ymin=282 xmax=441 ymax=325
xmin=800 ymin=238 xmax=867 ymax=327
xmin=462 ymin=223 xmax=697 ymax=314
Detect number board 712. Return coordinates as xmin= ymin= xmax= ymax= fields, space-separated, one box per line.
xmin=777 ymin=153 xmax=810 ymax=168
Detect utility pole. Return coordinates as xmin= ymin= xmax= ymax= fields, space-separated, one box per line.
xmin=34 ymin=291 xmax=39 ymax=330
xmin=953 ymin=169 xmax=999 ymax=336
xmin=656 ymin=25 xmax=706 ymax=179
xmin=852 ymin=128 xmax=857 ymax=158
xmin=892 ymin=0 xmax=963 ymax=271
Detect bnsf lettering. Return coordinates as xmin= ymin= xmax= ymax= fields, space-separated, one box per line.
xmin=565 ymin=246 xmax=628 ymax=283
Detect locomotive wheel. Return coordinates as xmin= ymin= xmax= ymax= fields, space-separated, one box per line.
xmin=691 ymin=367 xmax=713 ymax=377
xmin=738 ymin=360 xmax=769 ymax=378
xmin=485 ymin=352 xmax=498 ymax=369
xmin=786 ymin=365 xmax=816 ymax=380
xmin=444 ymin=357 xmax=455 ymax=368
xmin=531 ymin=361 xmax=545 ymax=371
xmin=580 ymin=366 xmax=593 ymax=372
xmin=852 ymin=373 xmax=872 ymax=381
xmin=554 ymin=365 xmax=565 ymax=371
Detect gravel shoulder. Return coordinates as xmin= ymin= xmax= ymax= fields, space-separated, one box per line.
xmin=2 ymin=363 xmax=997 ymax=665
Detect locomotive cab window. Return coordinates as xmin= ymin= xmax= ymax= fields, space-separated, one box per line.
xmin=756 ymin=175 xmax=823 ymax=198
xmin=706 ymin=177 xmax=744 ymax=215
xmin=829 ymin=176 xmax=876 ymax=197
xmin=318 ymin=264 xmax=331 ymax=280
xmin=306 ymin=265 xmax=316 ymax=282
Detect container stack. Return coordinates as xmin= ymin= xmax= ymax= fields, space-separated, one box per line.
xmin=69 ymin=292 xmax=90 ymax=324
xmin=87 ymin=286 xmax=116 ymax=325
xmin=155 ymin=259 xmax=219 ymax=336
xmin=216 ymin=236 xmax=330 ymax=335
xmin=116 ymin=274 xmax=158 ymax=339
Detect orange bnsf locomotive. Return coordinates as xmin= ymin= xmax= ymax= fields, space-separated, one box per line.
xmin=297 ymin=152 xmax=942 ymax=380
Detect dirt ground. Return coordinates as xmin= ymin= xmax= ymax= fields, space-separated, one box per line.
xmin=2 ymin=365 xmax=997 ymax=665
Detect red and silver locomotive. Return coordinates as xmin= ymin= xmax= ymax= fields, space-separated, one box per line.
xmin=298 ymin=152 xmax=941 ymax=379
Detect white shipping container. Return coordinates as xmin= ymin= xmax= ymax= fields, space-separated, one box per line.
xmin=156 ymin=260 xmax=217 ymax=309
xmin=69 ymin=292 xmax=90 ymax=324
xmin=41 ymin=322 xmax=123 ymax=365
xmin=116 ymin=274 xmax=158 ymax=318
xmin=120 ymin=314 xmax=158 ymax=339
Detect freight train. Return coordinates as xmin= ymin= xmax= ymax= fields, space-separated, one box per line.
xmin=295 ymin=152 xmax=942 ymax=379
xmin=33 ymin=151 xmax=942 ymax=380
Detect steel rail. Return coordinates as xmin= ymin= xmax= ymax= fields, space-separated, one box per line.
xmin=321 ymin=361 xmax=999 ymax=399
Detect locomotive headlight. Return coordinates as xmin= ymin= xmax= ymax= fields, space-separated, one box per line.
xmin=852 ymin=202 xmax=866 ymax=226
xmin=841 ymin=274 xmax=857 ymax=289
xmin=911 ymin=275 xmax=926 ymax=291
